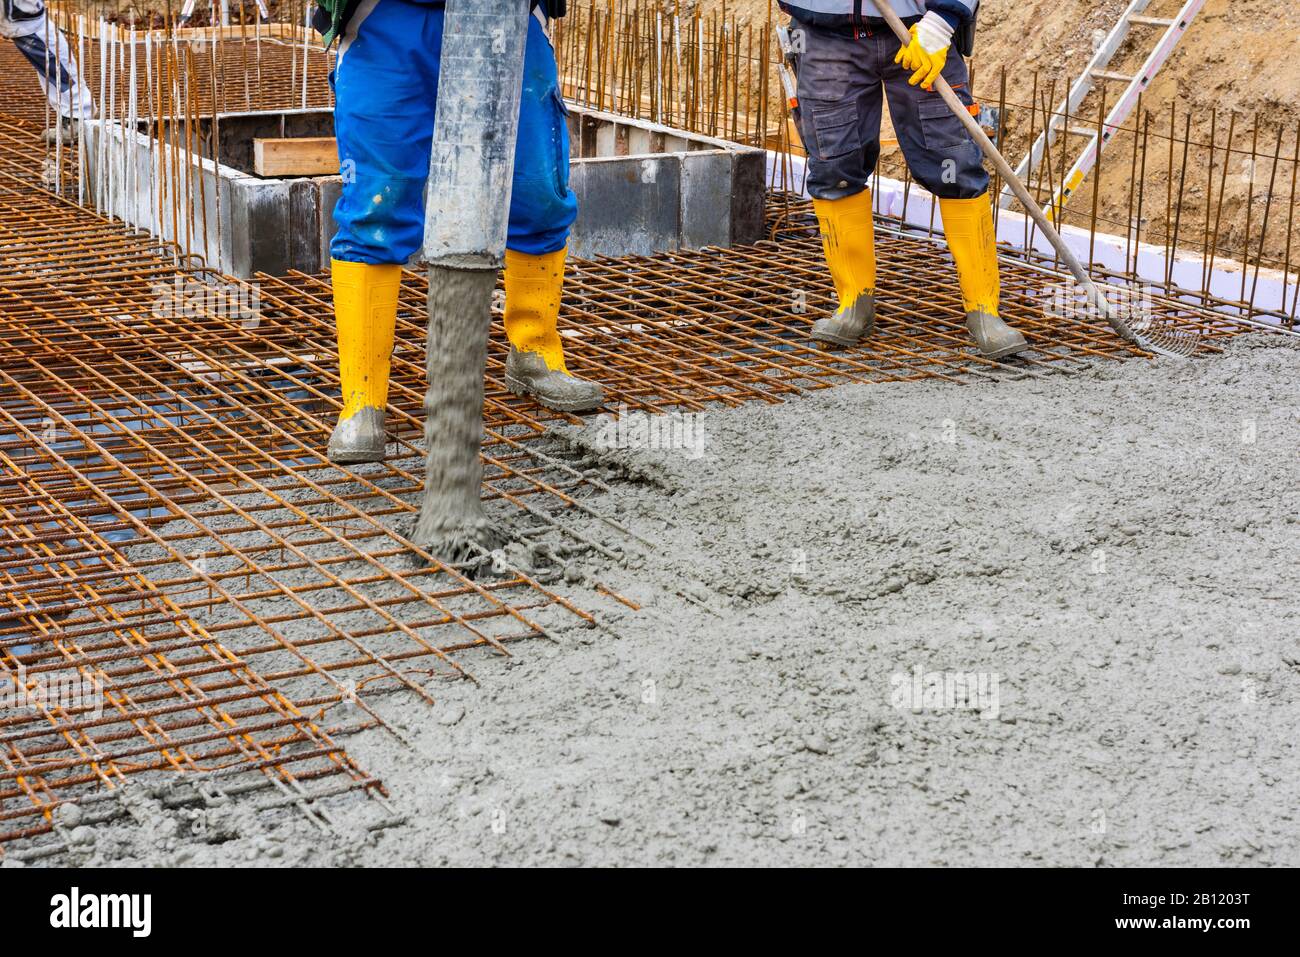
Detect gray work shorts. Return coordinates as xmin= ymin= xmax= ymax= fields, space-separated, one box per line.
xmin=790 ymin=18 xmax=989 ymax=201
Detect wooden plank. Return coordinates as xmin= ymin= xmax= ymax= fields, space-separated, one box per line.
xmin=253 ymin=138 xmax=339 ymax=178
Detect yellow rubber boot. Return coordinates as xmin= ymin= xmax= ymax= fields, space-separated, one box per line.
xmin=503 ymin=247 xmax=603 ymax=412
xmin=328 ymin=259 xmax=401 ymax=464
xmin=810 ymin=190 xmax=877 ymax=347
xmin=504 ymin=247 xmax=569 ymax=372
xmin=938 ymin=196 xmax=1028 ymax=359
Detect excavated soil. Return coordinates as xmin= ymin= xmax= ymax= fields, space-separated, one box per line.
xmin=22 ymin=334 xmax=1297 ymax=868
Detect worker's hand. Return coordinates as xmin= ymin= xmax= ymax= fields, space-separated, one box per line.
xmin=894 ymin=12 xmax=954 ymax=91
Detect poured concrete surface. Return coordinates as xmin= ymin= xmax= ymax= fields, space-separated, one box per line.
xmin=26 ymin=335 xmax=1299 ymax=867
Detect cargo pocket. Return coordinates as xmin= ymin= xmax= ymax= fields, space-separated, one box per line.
xmin=549 ymin=88 xmax=572 ymax=198
xmin=917 ymin=97 xmax=969 ymax=152
xmin=806 ymin=99 xmax=859 ymax=160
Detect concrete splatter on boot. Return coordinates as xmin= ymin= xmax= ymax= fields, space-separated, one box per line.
xmin=939 ymin=195 xmax=1028 ymax=360
xmin=811 ymin=190 xmax=877 ymax=347
xmin=504 ymin=347 xmax=604 ymax=412
xmin=328 ymin=406 xmax=388 ymax=464
xmin=502 ymin=247 xmax=604 ymax=413
xmin=326 ymin=259 xmax=401 ymax=465
xmin=812 ymin=294 xmax=876 ymax=347
xmin=42 ymin=118 xmax=78 ymax=145
xmin=965 ymin=309 xmax=1028 ymax=359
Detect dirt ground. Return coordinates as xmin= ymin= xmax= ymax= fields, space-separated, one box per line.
xmin=22 ymin=333 xmax=1298 ymax=868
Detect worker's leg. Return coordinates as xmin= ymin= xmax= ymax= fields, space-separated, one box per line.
xmin=500 ymin=14 xmax=602 ymax=412
xmin=790 ymin=19 xmax=881 ymax=348
xmin=326 ymin=0 xmax=440 ymax=463
xmin=9 ymin=11 xmax=96 ymax=142
xmin=883 ymin=47 xmax=1027 ymax=358
xmin=326 ymin=258 xmax=403 ymax=463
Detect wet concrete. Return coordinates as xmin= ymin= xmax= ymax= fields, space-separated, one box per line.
xmin=19 ymin=335 xmax=1299 ymax=867
xmin=413 ymin=265 xmax=507 ymax=563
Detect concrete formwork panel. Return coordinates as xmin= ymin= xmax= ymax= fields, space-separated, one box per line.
xmin=569 ymin=156 xmax=683 ymax=259
xmin=85 ymin=105 xmax=766 ymax=277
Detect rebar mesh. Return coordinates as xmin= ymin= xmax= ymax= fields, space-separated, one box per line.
xmin=0 ymin=52 xmax=1261 ymax=860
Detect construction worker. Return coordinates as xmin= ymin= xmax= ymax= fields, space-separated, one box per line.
xmin=780 ymin=0 xmax=1027 ymax=358
xmin=313 ymin=0 xmax=603 ymax=465
xmin=1 ymin=0 xmax=95 ymax=143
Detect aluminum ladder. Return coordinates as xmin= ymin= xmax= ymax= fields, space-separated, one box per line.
xmin=998 ymin=0 xmax=1207 ymax=221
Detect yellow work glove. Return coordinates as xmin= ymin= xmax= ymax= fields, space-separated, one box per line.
xmin=894 ymin=11 xmax=955 ymax=91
